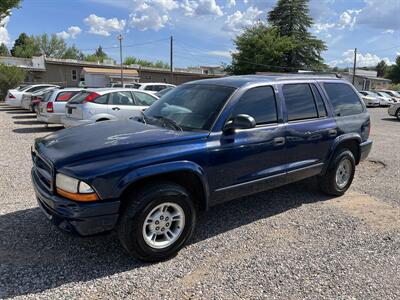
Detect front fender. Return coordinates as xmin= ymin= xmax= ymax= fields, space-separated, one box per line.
xmin=117 ymin=161 xmax=210 ymax=207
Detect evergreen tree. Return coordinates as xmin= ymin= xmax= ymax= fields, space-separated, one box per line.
xmin=11 ymin=33 xmax=39 ymax=58
xmin=0 ymin=43 xmax=10 ymax=56
xmin=376 ymin=60 xmax=387 ymax=77
xmin=94 ymin=46 xmax=108 ymax=62
xmin=268 ymin=0 xmax=326 ymax=71
xmin=62 ymin=45 xmax=84 ymax=60
xmin=386 ymin=56 xmax=400 ymax=83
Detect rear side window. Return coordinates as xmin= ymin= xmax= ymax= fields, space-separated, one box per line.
xmin=69 ymin=91 xmax=90 ymax=104
xmin=310 ymin=84 xmax=327 ymax=117
xmin=42 ymin=91 xmax=54 ymax=102
xmin=93 ymin=94 xmax=109 ymax=105
xmin=231 ymin=86 xmax=277 ymax=125
xmin=56 ymin=91 xmax=80 ymax=102
xmin=283 ymin=84 xmax=318 ymax=121
xmin=324 ymin=83 xmax=363 ymax=116
xmin=133 ymin=92 xmax=157 ymax=106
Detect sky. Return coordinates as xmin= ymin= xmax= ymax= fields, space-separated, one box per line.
xmin=1 ymin=0 xmax=400 ymax=69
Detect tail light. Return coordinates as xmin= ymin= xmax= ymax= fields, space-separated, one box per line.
xmin=46 ymin=102 xmax=54 ymax=113
xmin=8 ymin=93 xmax=15 ymax=99
xmin=84 ymin=92 xmax=100 ymax=103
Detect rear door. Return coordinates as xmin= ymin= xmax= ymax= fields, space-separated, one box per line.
xmin=281 ymin=82 xmax=337 ymax=180
xmin=107 ymin=91 xmax=141 ymax=119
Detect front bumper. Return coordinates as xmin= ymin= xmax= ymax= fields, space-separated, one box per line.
xmin=32 ymin=168 xmax=120 ymax=236
xmin=359 ymin=139 xmax=373 ymax=162
xmin=61 ymin=116 xmax=94 ymax=128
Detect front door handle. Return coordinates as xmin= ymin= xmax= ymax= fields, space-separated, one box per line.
xmin=273 ymin=137 xmax=285 ymax=146
xmin=112 ymin=107 xmax=120 ymax=111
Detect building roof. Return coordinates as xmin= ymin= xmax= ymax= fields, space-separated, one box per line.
xmin=82 ymin=67 xmax=139 ymax=77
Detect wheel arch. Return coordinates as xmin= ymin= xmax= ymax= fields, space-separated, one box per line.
xmin=118 ymin=161 xmax=210 ymax=212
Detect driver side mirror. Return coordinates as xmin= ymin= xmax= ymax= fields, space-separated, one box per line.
xmin=223 ymin=114 xmax=256 ymax=134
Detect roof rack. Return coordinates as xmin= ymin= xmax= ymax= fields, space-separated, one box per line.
xmin=256 ymin=71 xmax=342 ymax=79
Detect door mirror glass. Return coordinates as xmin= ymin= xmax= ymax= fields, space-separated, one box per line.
xmin=223 ymin=114 xmax=256 ymax=133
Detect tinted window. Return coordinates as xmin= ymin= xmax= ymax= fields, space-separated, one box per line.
xmin=69 ymin=91 xmax=90 ymax=104
xmin=93 ymin=94 xmax=109 ymax=104
xmin=283 ymin=84 xmax=318 ymax=121
xmin=109 ymin=91 xmax=134 ymax=105
xmin=311 ymin=84 xmax=327 ymax=117
xmin=144 ymin=85 xmax=154 ymax=91
xmin=42 ymin=91 xmax=54 ymax=102
xmin=56 ymin=91 xmax=80 ymax=102
xmin=324 ymin=83 xmax=363 ymax=116
xmin=153 ymin=85 xmax=166 ymax=92
xmin=231 ymin=86 xmax=277 ymax=125
xmin=27 ymin=86 xmax=49 ymax=93
xmin=144 ymin=84 xmax=235 ymax=131
xmin=112 ymin=84 xmax=123 ymax=88
xmin=134 ymin=92 xmax=157 ymax=106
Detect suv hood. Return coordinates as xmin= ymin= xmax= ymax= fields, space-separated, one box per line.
xmin=35 ymin=120 xmax=207 ymax=166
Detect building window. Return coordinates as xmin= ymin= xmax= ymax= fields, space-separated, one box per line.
xmin=71 ymin=69 xmax=77 ymax=81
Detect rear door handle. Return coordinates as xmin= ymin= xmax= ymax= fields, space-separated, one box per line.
xmin=273 ymin=137 xmax=285 ymax=146
xmin=328 ymin=129 xmax=337 ymax=137
xmin=112 ymin=107 xmax=120 ymax=111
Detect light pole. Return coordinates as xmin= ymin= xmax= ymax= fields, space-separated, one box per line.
xmin=117 ymin=34 xmax=124 ymax=84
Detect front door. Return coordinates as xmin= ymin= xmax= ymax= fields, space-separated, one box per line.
xmin=108 ymin=91 xmax=141 ymax=119
xmin=208 ymin=85 xmax=288 ymax=204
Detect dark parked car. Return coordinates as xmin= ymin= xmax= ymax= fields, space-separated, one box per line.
xmin=31 ymin=75 xmax=372 ymax=261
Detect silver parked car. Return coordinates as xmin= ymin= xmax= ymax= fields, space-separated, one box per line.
xmin=37 ymin=88 xmax=84 ymax=124
xmin=388 ymin=103 xmax=400 ymax=120
xmin=61 ymin=88 xmax=159 ymax=128
xmin=358 ymin=91 xmax=380 ymax=107
xmin=21 ymin=86 xmax=59 ymax=111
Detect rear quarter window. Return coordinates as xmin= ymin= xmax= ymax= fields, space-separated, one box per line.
xmin=56 ymin=91 xmax=80 ymax=102
xmin=323 ymin=83 xmax=364 ymax=116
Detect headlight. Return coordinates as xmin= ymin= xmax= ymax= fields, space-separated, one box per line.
xmin=55 ymin=173 xmax=98 ymax=202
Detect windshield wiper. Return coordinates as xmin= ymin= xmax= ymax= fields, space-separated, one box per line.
xmin=153 ymin=115 xmax=183 ymax=131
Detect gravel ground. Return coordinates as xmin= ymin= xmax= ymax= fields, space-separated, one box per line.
xmin=0 ymin=104 xmax=399 ymax=299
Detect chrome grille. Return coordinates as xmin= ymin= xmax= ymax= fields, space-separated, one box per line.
xmin=32 ymin=151 xmax=54 ymax=193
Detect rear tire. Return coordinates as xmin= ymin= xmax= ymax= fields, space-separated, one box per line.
xmin=319 ymin=149 xmax=355 ymax=196
xmin=117 ymin=182 xmax=196 ymax=262
xmin=396 ymin=109 xmax=400 ymax=121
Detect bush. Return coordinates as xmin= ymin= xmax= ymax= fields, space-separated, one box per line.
xmin=0 ymin=64 xmax=26 ymax=100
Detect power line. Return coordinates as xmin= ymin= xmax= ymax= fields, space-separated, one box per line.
xmin=79 ymin=38 xmax=170 ymax=52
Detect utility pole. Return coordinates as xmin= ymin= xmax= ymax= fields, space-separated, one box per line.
xmin=117 ymin=34 xmax=124 ymax=84
xmin=170 ymin=35 xmax=173 ymax=84
xmin=352 ymin=48 xmax=357 ymax=85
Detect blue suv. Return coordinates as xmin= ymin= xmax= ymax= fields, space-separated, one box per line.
xmin=32 ymin=75 xmax=372 ymax=261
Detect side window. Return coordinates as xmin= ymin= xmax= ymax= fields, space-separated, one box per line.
xmin=133 ymin=92 xmax=157 ymax=106
xmin=283 ymin=84 xmax=318 ymax=121
xmin=231 ymin=86 xmax=277 ymax=125
xmin=27 ymin=86 xmax=47 ymax=93
xmin=56 ymin=91 xmax=79 ymax=102
xmin=323 ymin=83 xmax=363 ymax=116
xmin=311 ymin=84 xmax=327 ymax=117
xmin=109 ymin=91 xmax=135 ymax=105
xmin=93 ymin=94 xmax=109 ymax=105
xmin=144 ymin=85 xmax=153 ymax=91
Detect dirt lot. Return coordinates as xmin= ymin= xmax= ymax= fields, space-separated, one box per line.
xmin=0 ymin=104 xmax=399 ymax=299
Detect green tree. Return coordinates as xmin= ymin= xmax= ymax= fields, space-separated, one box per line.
xmin=11 ymin=33 xmax=39 ymax=58
xmin=62 ymin=45 xmax=84 ymax=60
xmin=124 ymin=56 xmax=169 ymax=69
xmin=0 ymin=63 xmax=26 ymax=99
xmin=267 ymin=0 xmax=327 ymax=71
xmin=386 ymin=56 xmax=400 ymax=83
xmin=0 ymin=0 xmax=21 ymax=22
xmin=34 ymin=33 xmax=67 ymax=58
xmin=94 ymin=46 xmax=108 ymax=62
xmin=0 ymin=43 xmax=10 ymax=56
xmin=226 ymin=23 xmax=297 ymax=74
xmin=376 ymin=60 xmax=387 ymax=77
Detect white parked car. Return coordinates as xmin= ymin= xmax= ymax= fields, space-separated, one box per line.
xmin=377 ymin=90 xmax=400 ymax=103
xmin=5 ymin=84 xmax=59 ymax=106
xmin=21 ymin=86 xmax=58 ymax=111
xmin=374 ymin=91 xmax=395 ymax=106
xmin=36 ymin=88 xmax=84 ymax=124
xmin=358 ymin=92 xmax=380 ymax=107
xmin=61 ymin=88 xmax=159 ymax=128
xmin=388 ymin=102 xmax=400 ymax=120
xmin=133 ymin=83 xmax=176 ymax=94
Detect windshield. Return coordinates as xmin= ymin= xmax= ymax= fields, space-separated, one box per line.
xmin=144 ymin=84 xmax=236 ymax=131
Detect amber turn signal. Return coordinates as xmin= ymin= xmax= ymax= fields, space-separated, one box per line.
xmin=56 ymin=188 xmax=99 ymax=202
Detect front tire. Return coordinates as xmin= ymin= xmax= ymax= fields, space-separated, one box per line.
xmin=319 ymin=149 xmax=355 ymax=196
xmin=117 ymin=182 xmax=196 ymax=262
